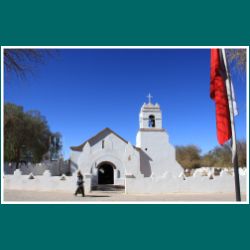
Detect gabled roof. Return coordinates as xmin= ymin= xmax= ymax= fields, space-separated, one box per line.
xmin=70 ymin=127 xmax=140 ymax=152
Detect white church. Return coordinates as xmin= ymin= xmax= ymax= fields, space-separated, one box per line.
xmin=4 ymin=95 xmax=246 ymax=195
xmin=70 ymin=95 xmax=183 ymax=191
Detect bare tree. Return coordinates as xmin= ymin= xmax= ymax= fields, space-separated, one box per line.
xmin=226 ymin=49 xmax=246 ymax=73
xmin=4 ymin=49 xmax=54 ymax=80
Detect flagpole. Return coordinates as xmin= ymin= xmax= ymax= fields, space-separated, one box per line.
xmin=221 ymin=49 xmax=241 ymax=201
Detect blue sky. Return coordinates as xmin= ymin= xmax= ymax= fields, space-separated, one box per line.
xmin=4 ymin=49 xmax=247 ymax=159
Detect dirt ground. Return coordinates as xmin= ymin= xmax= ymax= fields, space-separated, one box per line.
xmin=3 ymin=189 xmax=247 ymax=203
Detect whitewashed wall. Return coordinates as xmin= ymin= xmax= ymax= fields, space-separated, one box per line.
xmin=125 ymin=171 xmax=247 ymax=194
xmin=4 ymin=170 xmax=92 ymax=193
xmin=4 ymin=161 xmax=71 ymax=176
xmin=70 ymin=132 xmax=140 ymax=186
xmin=4 ymin=168 xmax=247 ymax=195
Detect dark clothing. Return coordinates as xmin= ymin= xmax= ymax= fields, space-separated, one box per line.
xmin=77 ymin=175 xmax=84 ymax=186
xmin=75 ymin=175 xmax=85 ymax=196
xmin=75 ymin=186 xmax=85 ymax=196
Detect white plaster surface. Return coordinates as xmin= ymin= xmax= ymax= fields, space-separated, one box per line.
xmin=125 ymin=172 xmax=247 ymax=194
xmin=4 ymin=168 xmax=247 ymax=195
xmin=135 ymin=102 xmax=182 ymax=177
xmin=4 ymin=170 xmax=91 ymax=193
xmin=70 ymin=129 xmax=140 ymax=186
xmin=4 ymin=161 xmax=70 ymax=176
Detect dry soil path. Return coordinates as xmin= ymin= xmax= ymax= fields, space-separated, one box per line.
xmin=3 ymin=189 xmax=247 ymax=203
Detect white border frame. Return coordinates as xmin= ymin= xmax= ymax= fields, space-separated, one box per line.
xmin=1 ymin=46 xmax=249 ymax=205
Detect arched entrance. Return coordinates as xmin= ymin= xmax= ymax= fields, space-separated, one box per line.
xmin=97 ymin=162 xmax=115 ymax=184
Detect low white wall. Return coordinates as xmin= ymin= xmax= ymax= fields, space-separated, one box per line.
xmin=4 ymin=170 xmax=91 ymax=194
xmin=125 ymin=172 xmax=247 ymax=194
xmin=4 ymin=161 xmax=71 ymax=176
xmin=4 ymin=169 xmax=247 ymax=195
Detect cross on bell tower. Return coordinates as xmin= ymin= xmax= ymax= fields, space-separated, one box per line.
xmin=147 ymin=93 xmax=153 ymax=104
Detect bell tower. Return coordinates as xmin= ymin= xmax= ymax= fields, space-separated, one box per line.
xmin=136 ymin=94 xmax=182 ymax=177
xmin=139 ymin=93 xmax=163 ymax=130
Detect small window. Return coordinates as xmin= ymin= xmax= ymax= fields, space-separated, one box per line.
xmin=102 ymin=140 xmax=105 ymax=149
xmin=148 ymin=115 xmax=155 ymax=127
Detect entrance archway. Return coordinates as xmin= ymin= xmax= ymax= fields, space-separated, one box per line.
xmin=97 ymin=162 xmax=114 ymax=184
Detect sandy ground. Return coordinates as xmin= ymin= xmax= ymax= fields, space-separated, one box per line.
xmin=3 ymin=189 xmax=247 ymax=203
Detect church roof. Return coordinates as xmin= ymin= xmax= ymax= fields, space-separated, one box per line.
xmin=70 ymin=127 xmax=140 ymax=152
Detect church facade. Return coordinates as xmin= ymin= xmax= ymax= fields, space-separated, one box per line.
xmin=70 ymin=97 xmax=182 ymax=190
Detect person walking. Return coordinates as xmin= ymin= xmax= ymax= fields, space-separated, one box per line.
xmin=74 ymin=171 xmax=85 ymax=197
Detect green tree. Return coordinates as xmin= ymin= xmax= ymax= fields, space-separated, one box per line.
xmin=176 ymin=145 xmax=201 ymax=169
xmin=4 ymin=103 xmax=57 ymax=167
xmin=25 ymin=110 xmax=51 ymax=162
xmin=4 ymin=103 xmax=26 ymax=166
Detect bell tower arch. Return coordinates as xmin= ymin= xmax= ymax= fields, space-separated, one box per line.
xmin=139 ymin=93 xmax=163 ymax=130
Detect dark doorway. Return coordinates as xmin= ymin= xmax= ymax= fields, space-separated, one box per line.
xmin=98 ymin=163 xmax=114 ymax=184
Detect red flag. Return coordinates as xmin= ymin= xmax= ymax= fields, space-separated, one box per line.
xmin=210 ymin=49 xmax=231 ymax=145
